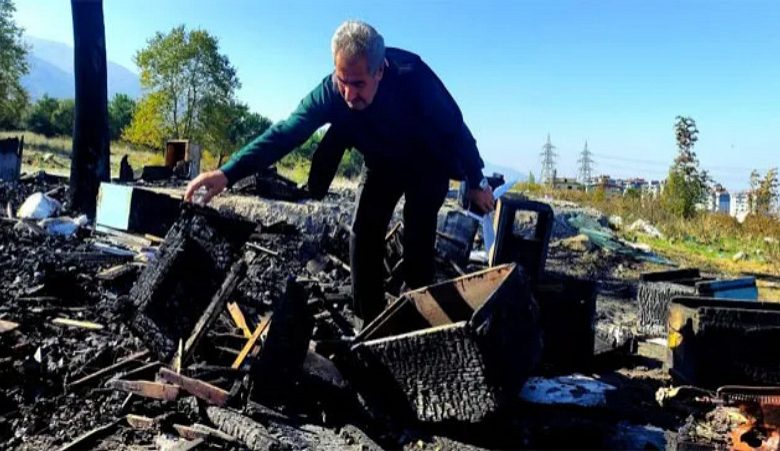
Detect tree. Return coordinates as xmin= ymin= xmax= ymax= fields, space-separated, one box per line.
xmin=528 ymin=171 xmax=536 ymax=185
xmin=51 ymin=98 xmax=74 ymax=136
xmin=121 ymin=91 xmax=167 ymax=149
xmin=200 ymin=99 xmax=272 ymax=166
xmin=108 ymin=93 xmax=136 ymax=140
xmin=661 ymin=116 xmax=709 ymax=218
xmin=750 ymin=168 xmax=779 ymax=216
xmin=25 ymin=95 xmax=60 ymax=137
xmin=0 ymin=0 xmax=29 ymax=130
xmin=127 ymin=25 xmax=240 ymax=149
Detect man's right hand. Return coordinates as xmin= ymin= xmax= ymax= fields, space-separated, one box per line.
xmin=184 ymin=170 xmax=228 ymax=204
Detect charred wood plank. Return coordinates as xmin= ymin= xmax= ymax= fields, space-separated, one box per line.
xmin=106 ymin=379 xmax=180 ymax=401
xmin=56 ymin=418 xmax=121 ymax=451
xmin=158 ymin=367 xmax=229 ymax=406
xmin=67 ymin=350 xmax=149 ymax=391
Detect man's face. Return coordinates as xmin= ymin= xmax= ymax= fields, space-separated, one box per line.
xmin=334 ymin=52 xmax=383 ymax=110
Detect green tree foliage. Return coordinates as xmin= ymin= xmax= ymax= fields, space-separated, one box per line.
xmin=201 ymin=99 xmax=272 ymax=166
xmin=0 ymin=0 xmax=29 ymax=129
xmin=338 ymin=149 xmax=364 ymax=178
xmin=750 ymin=168 xmax=779 ymax=216
xmin=126 ymin=25 xmax=239 ymax=150
xmin=108 ymin=93 xmax=136 ymax=140
xmin=25 ymin=95 xmax=74 ymax=137
xmin=662 ymin=116 xmax=709 ymax=218
xmin=51 ymin=98 xmax=74 ymax=136
xmin=121 ymin=92 xmax=167 ymax=148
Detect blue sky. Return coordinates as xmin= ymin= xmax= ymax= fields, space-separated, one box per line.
xmin=14 ymin=0 xmax=779 ymax=190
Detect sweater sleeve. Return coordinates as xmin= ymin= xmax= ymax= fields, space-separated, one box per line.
xmin=220 ymin=76 xmax=334 ymax=185
xmin=415 ymin=63 xmax=484 ymax=186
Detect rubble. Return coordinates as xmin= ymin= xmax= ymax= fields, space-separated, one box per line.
xmin=3 ymin=170 xmax=779 ymax=450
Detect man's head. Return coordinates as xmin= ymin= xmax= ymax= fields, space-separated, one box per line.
xmin=331 ymin=21 xmax=385 ymax=110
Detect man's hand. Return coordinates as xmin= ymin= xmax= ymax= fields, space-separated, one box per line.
xmin=184 ymin=170 xmax=228 ymax=204
xmin=467 ymin=186 xmax=495 ymax=214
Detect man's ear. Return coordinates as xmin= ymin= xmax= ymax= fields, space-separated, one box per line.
xmin=374 ymin=59 xmax=387 ymax=81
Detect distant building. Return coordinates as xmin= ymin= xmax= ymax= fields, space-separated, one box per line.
xmin=730 ymin=191 xmax=754 ymax=222
xmin=704 ymin=184 xmax=731 ymax=214
xmin=642 ymin=180 xmax=664 ymax=198
xmin=553 ymin=176 xmax=584 ymax=191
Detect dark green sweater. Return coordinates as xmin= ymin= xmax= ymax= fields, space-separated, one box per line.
xmin=221 ymin=48 xmax=484 ymax=186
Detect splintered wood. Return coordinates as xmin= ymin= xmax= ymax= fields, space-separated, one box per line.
xmin=232 ymin=316 xmax=271 ymax=369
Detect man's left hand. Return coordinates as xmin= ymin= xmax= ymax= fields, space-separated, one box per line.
xmin=467 ymin=187 xmax=495 ymax=214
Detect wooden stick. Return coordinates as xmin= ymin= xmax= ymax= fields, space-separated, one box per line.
xmin=385 ymin=222 xmax=402 ymax=241
xmin=66 ymin=350 xmax=149 ymax=391
xmin=232 ymin=316 xmax=271 ymax=369
xmin=227 ymin=302 xmax=252 ymax=338
xmin=52 ymin=317 xmax=104 ymax=330
xmin=246 ymin=242 xmax=279 ymax=257
xmin=57 ymin=419 xmax=121 ymax=451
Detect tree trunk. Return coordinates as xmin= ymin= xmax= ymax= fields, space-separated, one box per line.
xmin=69 ymin=0 xmax=110 ymax=218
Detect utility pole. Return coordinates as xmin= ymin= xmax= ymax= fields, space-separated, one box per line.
xmin=577 ymin=140 xmax=595 ymax=184
xmin=540 ymin=133 xmax=557 ymax=185
xmin=70 ymin=0 xmax=110 ymax=218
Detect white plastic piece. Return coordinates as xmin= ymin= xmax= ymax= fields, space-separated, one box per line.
xmin=17 ymin=193 xmax=62 ymax=220
xmin=519 ymin=374 xmax=617 ymax=407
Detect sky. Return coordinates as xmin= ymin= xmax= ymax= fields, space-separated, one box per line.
xmin=13 ymin=0 xmax=780 ymax=191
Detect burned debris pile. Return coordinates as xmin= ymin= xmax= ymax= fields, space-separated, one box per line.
xmin=2 ymin=172 xmax=780 ymax=450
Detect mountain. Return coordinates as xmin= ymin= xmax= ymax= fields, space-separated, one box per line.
xmin=21 ymin=36 xmax=142 ymax=101
xmin=482 ymin=160 xmax=528 ymax=185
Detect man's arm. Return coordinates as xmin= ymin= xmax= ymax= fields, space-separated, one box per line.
xmin=415 ymin=63 xmax=493 ymax=212
xmin=185 ymin=77 xmax=334 ymax=203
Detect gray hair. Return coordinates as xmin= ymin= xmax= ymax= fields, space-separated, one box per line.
xmin=331 ymin=21 xmax=385 ymax=74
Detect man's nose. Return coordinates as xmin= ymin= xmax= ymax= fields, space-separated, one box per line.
xmin=344 ymin=85 xmax=357 ymax=102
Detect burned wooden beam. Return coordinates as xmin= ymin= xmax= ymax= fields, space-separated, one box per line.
xmin=204 ymin=406 xmax=288 ymax=451
xmin=158 ymin=367 xmax=230 ymax=406
xmin=127 ymin=204 xmax=255 ymax=361
xmin=56 ymin=419 xmax=121 ymax=451
xmin=69 ymin=0 xmax=110 ymax=217
xmin=250 ymin=278 xmax=314 ymax=402
xmin=66 ymin=350 xmax=149 ymax=391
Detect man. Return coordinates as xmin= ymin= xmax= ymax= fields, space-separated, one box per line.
xmin=185 ymin=20 xmax=494 ymax=324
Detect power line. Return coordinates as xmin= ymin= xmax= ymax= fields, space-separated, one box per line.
xmin=540 ymin=133 xmax=557 ymax=184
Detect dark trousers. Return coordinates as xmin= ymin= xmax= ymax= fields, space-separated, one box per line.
xmin=350 ymin=166 xmax=450 ymax=324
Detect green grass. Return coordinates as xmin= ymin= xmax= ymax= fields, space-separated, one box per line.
xmin=1 ymin=130 xmax=165 ymax=177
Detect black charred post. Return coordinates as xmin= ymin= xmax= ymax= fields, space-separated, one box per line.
xmin=250 ymin=278 xmax=314 ymax=403
xmin=69 ymin=0 xmax=110 ymax=217
xmin=127 ymin=204 xmax=255 ymax=360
